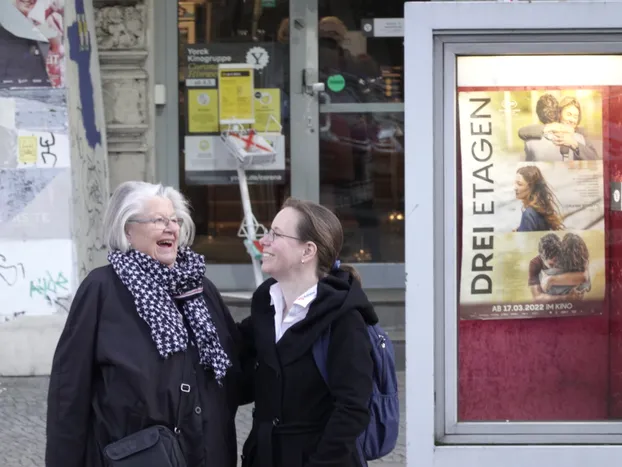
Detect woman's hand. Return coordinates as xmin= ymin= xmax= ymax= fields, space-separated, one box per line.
xmin=552 ymin=131 xmax=579 ymax=149
xmin=567 ymin=288 xmax=585 ymax=301
xmin=543 ymin=122 xmax=565 ymax=134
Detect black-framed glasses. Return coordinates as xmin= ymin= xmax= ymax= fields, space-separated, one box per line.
xmin=128 ymin=217 xmax=183 ymax=229
xmin=264 ymin=228 xmax=301 ymax=242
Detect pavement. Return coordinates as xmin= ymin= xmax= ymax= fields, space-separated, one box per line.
xmin=0 ymin=372 xmax=406 ymax=467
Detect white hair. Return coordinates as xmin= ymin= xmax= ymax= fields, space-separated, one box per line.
xmin=103 ymin=181 xmax=195 ymax=252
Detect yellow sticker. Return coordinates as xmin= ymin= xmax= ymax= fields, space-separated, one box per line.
xmin=218 ymin=66 xmax=254 ymax=124
xmin=18 ymin=136 xmax=37 ymax=164
xmin=188 ymin=89 xmax=219 ymax=134
xmin=253 ymin=89 xmax=281 ymax=133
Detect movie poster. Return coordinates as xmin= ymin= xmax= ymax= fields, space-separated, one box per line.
xmin=458 ymin=88 xmax=606 ymax=320
xmin=0 ymin=1 xmax=65 ymax=89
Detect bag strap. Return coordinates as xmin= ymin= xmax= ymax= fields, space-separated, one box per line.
xmin=312 ymin=325 xmax=331 ymax=386
xmin=174 ymin=314 xmax=196 ymax=435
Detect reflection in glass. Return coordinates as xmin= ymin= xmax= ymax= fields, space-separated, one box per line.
xmin=455 ymin=55 xmax=622 ymax=423
xmin=319 ymin=112 xmax=404 ymax=263
xmin=315 ymin=0 xmax=407 ymax=263
xmin=177 ymin=0 xmax=291 ymax=264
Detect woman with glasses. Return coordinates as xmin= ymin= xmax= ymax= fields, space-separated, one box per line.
xmin=45 ymin=181 xmax=243 ymax=467
xmin=238 ymin=198 xmax=378 ymax=467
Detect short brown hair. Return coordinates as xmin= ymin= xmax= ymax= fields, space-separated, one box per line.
xmin=536 ymin=93 xmax=559 ymax=124
xmin=282 ymin=198 xmax=361 ymax=283
xmin=559 ymin=96 xmax=582 ymax=125
xmin=538 ymin=233 xmax=561 ymax=260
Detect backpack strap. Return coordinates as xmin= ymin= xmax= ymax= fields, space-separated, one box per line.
xmin=312 ymin=324 xmax=331 ymax=385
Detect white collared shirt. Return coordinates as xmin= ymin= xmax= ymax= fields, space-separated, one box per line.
xmin=270 ymin=282 xmax=318 ymax=342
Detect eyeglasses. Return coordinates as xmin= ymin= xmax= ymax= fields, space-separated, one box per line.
xmin=264 ymin=228 xmax=300 ymax=242
xmin=128 ymin=217 xmax=184 ymax=229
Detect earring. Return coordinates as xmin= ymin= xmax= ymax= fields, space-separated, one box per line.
xmin=301 ymin=259 xmax=305 ymax=264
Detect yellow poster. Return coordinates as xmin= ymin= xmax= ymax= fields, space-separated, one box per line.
xmin=18 ymin=136 xmax=37 ymax=164
xmin=253 ymin=89 xmax=281 ymax=132
xmin=187 ymin=89 xmax=219 ymax=133
xmin=218 ymin=65 xmax=254 ymax=124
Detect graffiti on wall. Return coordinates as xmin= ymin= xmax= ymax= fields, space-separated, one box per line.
xmin=0 ymin=2 xmax=74 ymax=322
xmin=0 ymin=253 xmax=25 ymax=287
xmin=0 ymin=240 xmax=73 ymax=321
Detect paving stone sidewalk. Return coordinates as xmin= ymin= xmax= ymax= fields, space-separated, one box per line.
xmin=0 ymin=373 xmax=405 ymax=467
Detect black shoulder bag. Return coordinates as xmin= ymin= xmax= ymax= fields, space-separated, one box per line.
xmin=101 ymin=352 xmax=190 ymax=467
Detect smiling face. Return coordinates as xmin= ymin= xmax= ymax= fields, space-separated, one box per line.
xmin=259 ymin=207 xmax=307 ymax=280
xmin=560 ymin=104 xmax=580 ymax=129
xmin=125 ymin=196 xmax=180 ymax=267
xmin=514 ymin=173 xmax=531 ymax=202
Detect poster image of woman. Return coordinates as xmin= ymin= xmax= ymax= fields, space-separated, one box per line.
xmin=514 ymin=165 xmax=564 ymax=232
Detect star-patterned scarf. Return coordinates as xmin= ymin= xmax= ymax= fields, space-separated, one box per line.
xmin=108 ymin=247 xmax=231 ymax=384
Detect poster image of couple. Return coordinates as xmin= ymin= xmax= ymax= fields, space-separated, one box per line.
xmin=459 ymin=230 xmax=605 ymax=320
xmin=529 ymin=232 xmax=594 ymax=303
xmin=458 ymin=88 xmax=605 ymax=320
xmin=519 ymin=92 xmax=600 ymax=162
xmin=459 ymin=89 xmax=603 ymax=165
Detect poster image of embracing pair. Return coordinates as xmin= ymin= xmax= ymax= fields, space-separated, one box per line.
xmin=458 ymin=89 xmax=603 ymax=164
xmin=459 ymin=230 xmax=605 ymax=320
xmin=519 ymin=93 xmax=600 ymax=162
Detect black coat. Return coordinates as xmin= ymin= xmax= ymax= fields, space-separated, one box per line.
xmin=239 ymin=270 xmax=378 ymax=467
xmin=45 ymin=265 xmax=242 ymax=467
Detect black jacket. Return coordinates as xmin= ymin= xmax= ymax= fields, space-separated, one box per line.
xmin=239 ymin=270 xmax=378 ymax=467
xmin=45 ymin=265 xmax=242 ymax=467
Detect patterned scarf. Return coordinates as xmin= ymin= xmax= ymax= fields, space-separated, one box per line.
xmin=108 ymin=247 xmax=231 ymax=384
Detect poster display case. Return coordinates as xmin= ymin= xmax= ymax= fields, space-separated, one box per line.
xmin=405 ymin=2 xmax=622 ymax=467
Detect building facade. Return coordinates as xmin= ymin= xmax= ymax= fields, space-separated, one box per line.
xmin=1 ymin=0 xmax=407 ymax=375
xmin=95 ymin=0 xmax=407 ymax=292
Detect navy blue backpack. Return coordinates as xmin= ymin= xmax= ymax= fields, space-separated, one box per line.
xmin=312 ymin=322 xmax=400 ymax=465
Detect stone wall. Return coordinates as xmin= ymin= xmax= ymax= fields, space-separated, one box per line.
xmin=95 ymin=0 xmax=155 ymax=190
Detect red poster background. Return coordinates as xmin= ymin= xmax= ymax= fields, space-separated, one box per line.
xmin=457 ymin=86 xmax=622 ymax=420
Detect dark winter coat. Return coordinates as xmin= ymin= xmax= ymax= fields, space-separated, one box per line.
xmin=238 ymin=270 xmax=378 ymax=467
xmin=45 ymin=265 xmax=243 ymax=467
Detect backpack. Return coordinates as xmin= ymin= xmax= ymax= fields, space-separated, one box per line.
xmin=312 ymin=322 xmax=400 ymax=465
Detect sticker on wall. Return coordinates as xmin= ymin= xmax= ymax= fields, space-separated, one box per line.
xmin=253 ymin=89 xmax=281 ymax=132
xmin=218 ymin=64 xmax=255 ymax=124
xmin=16 ymin=130 xmax=70 ymax=168
xmin=18 ymin=135 xmax=37 ymax=164
xmin=187 ymin=89 xmax=219 ymax=134
xmin=327 ymin=74 xmax=346 ymax=92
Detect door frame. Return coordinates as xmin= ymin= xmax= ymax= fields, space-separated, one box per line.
xmin=406 ymin=1 xmax=622 ymax=466
xmin=154 ymin=0 xmax=406 ymax=291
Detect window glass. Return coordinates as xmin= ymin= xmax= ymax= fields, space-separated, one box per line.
xmin=456 ymin=55 xmax=622 ymax=421
xmin=178 ymin=0 xmax=290 ymax=263
xmin=317 ymin=0 xmax=408 ymax=262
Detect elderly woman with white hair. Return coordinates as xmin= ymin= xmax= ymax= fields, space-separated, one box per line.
xmin=45 ymin=181 xmax=243 ymax=467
